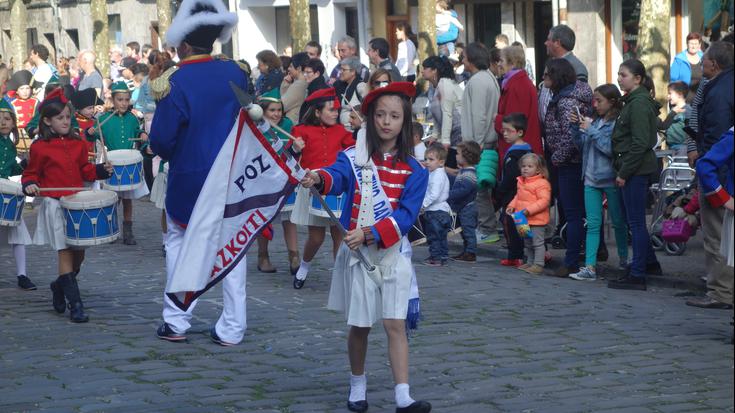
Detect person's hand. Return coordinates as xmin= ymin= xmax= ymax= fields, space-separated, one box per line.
xmin=292 ymin=137 xmax=305 ymax=153
xmin=104 ymin=162 xmax=114 ymax=174
xmin=300 ymin=169 xmax=321 ymax=188
xmin=616 ymin=177 xmax=626 ymax=187
xmin=673 ymin=105 xmax=686 ymax=114
xmin=138 ymin=132 xmax=149 ymax=142
xmin=24 ymin=184 xmax=39 ymax=196
xmin=670 ymin=206 xmax=687 ymax=219
xmin=283 ymin=74 xmax=293 ymax=84
xmin=569 ymin=111 xmax=579 ymax=124
xmin=506 ymin=207 xmax=515 ymax=215
xmin=725 ymin=197 xmax=734 ymax=211
xmin=86 ymin=127 xmax=96 ymax=136
xmin=522 ymin=209 xmax=529 ymax=216
xmin=344 ymin=228 xmax=366 ymax=250
xmin=687 ymin=151 xmax=699 ymax=168
xmin=580 ymin=116 xmax=593 ymax=131
xmin=94 ymin=105 xmax=105 ymax=114
xmin=145 ymin=146 xmax=154 ymax=155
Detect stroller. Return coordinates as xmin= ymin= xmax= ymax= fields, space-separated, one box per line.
xmin=649 ymin=154 xmax=697 ymax=256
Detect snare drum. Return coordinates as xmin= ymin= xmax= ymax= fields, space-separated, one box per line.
xmin=60 ymin=190 xmax=120 ymax=246
xmin=309 ymin=193 xmax=344 ymax=218
xmin=0 ymin=178 xmax=25 ymax=227
xmin=104 ymin=149 xmax=144 ymax=191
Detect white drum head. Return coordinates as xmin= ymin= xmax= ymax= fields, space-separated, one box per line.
xmin=107 ymin=149 xmax=143 ymax=165
xmin=60 ymin=190 xmax=118 ymax=209
xmin=0 ymin=178 xmax=23 ymax=195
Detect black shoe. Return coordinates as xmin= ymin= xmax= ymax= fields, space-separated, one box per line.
xmin=293 ymin=276 xmax=305 ymax=289
xmin=156 ymin=322 xmax=187 ymax=342
xmin=645 ymin=262 xmax=663 ymax=276
xmin=58 ymin=272 xmax=89 ymax=322
xmin=50 ymin=279 xmax=66 ymax=313
xmin=347 ymin=400 xmax=368 ymax=413
xmin=210 ymin=327 xmax=236 ymax=346
xmin=608 ymin=275 xmax=647 ymax=291
xmin=17 ymin=275 xmax=37 ymax=290
xmin=685 ymin=297 xmax=733 ymax=309
xmin=396 ymin=400 xmax=432 ymax=413
xmin=551 ymin=266 xmax=576 ymax=278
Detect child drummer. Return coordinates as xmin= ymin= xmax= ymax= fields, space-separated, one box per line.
xmin=0 ymin=99 xmax=35 ymax=290
xmin=301 ymin=82 xmax=432 ymax=413
xmin=89 ymin=81 xmax=149 ymax=245
xmin=21 ymin=89 xmax=112 ymax=322
xmin=71 ymin=88 xmax=104 ymax=161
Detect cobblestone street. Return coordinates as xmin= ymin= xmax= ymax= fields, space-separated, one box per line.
xmin=1 ymin=199 xmax=733 ymax=413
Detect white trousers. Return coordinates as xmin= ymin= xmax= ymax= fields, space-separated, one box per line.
xmin=161 ymin=214 xmax=248 ymax=344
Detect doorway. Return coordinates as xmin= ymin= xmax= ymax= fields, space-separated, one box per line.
xmin=473 ymin=3 xmax=501 ymax=48
xmin=533 ymin=1 xmax=553 ymax=86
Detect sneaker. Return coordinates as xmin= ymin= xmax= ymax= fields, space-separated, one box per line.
xmin=423 ymin=257 xmax=444 ymax=267
xmin=500 ymin=259 xmax=523 ymax=267
xmin=518 ymin=263 xmax=531 ymax=270
xmin=570 ymin=266 xmax=597 ymax=281
xmin=17 ymin=275 xmax=37 ymax=290
xmin=156 ymin=323 xmax=187 ymax=342
xmin=522 ymin=264 xmax=545 ymax=274
xmin=453 ymin=252 xmax=476 ymax=262
xmin=210 ymin=327 xmax=237 ymax=346
xmin=479 ymin=232 xmax=500 ymax=244
xmin=685 ymin=297 xmax=733 ymax=309
xmin=607 ymin=275 xmax=646 ymax=291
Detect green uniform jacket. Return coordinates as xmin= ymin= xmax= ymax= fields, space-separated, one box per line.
xmin=611 ymin=86 xmax=661 ymax=180
xmin=265 ymin=117 xmax=294 ymax=155
xmin=90 ymin=111 xmax=144 ymax=151
xmin=0 ymin=135 xmax=23 ymax=178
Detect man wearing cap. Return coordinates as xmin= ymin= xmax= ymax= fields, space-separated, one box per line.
xmin=148 ymin=0 xmax=250 ymax=346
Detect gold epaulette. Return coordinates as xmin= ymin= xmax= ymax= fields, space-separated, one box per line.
xmin=150 ymin=66 xmax=179 ymax=101
xmin=215 ymin=55 xmax=251 ymax=75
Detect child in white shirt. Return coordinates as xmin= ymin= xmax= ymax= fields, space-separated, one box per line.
xmin=421 ymin=145 xmax=452 ymax=266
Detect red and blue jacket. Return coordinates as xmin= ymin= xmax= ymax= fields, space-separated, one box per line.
xmin=697 ymin=128 xmax=733 ymax=208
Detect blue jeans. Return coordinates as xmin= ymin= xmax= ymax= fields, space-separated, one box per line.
xmin=620 ymin=175 xmax=659 ymax=277
xmin=557 ymin=164 xmax=585 ymax=268
xmin=458 ymin=202 xmax=478 ymax=254
xmin=423 ymin=210 xmax=452 ymax=260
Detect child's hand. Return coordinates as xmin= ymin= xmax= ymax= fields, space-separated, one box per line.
xmin=522 ymin=209 xmax=529 ymax=216
xmin=87 ymin=127 xmax=96 ymax=136
xmin=344 ymin=228 xmax=366 ymax=250
xmin=725 ymin=197 xmax=734 ymax=211
xmin=580 ymin=117 xmax=593 ymax=131
xmin=292 ymin=137 xmax=305 ymax=153
xmin=145 ymin=147 xmax=154 ymax=155
xmin=506 ymin=207 xmax=515 ymax=215
xmin=104 ymin=162 xmax=114 ymax=174
xmin=300 ymin=169 xmax=321 ymax=188
xmin=24 ymin=184 xmax=39 ymax=196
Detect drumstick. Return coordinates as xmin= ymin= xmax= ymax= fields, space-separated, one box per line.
xmin=270 ymin=124 xmax=297 ymax=141
xmin=38 ymin=187 xmax=87 ymax=192
xmin=95 ymin=112 xmax=116 ymax=163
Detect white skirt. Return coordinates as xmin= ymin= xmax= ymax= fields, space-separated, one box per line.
xmin=721 ymin=209 xmax=734 ymax=267
xmin=327 ymin=238 xmax=413 ymax=327
xmin=0 ymin=217 xmax=32 ymax=246
xmin=33 ymin=197 xmax=73 ymax=251
xmin=289 ymin=185 xmax=332 ymax=227
xmin=117 ymin=182 xmax=150 ymax=200
xmin=150 ymin=170 xmax=167 ymax=209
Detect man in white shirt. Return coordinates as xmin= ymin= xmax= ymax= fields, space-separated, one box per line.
xmin=28 ymin=44 xmax=57 ymax=101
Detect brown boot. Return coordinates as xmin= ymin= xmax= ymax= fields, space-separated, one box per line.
xmin=257 ymin=253 xmax=276 ymax=273
xmin=288 ymin=250 xmax=300 ymax=275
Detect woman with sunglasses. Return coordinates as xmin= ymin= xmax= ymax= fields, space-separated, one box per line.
xmin=367 ymin=68 xmax=393 ymax=91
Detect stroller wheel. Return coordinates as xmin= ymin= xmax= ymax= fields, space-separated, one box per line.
xmin=651 ymin=234 xmax=665 ymax=251
xmin=665 ymin=241 xmax=687 ymax=256
xmin=551 ymin=235 xmax=566 ymax=249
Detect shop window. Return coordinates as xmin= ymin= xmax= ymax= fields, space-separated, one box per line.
xmin=621 ymin=0 xmax=641 ymax=60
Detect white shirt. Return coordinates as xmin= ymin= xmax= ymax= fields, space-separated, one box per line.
xmin=422 ymin=167 xmax=451 ymax=213
xmin=396 ymin=40 xmax=417 ymax=77
xmin=32 ymin=63 xmax=55 ymax=101
xmin=414 ymin=142 xmax=426 ymax=161
xmin=436 ymin=11 xmax=464 ymax=34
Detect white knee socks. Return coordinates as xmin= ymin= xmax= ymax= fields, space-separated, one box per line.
xmin=349 ymin=374 xmax=367 ymax=402
xmin=395 ymin=383 xmax=415 ymax=408
xmin=13 ymin=244 xmax=26 ymax=276
xmin=295 ymin=259 xmax=311 ymax=281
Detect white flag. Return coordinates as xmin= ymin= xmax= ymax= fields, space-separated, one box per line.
xmin=166 ymin=111 xmax=304 ymax=310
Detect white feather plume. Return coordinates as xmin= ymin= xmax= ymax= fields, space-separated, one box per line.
xmin=165 ymin=0 xmax=239 ymax=47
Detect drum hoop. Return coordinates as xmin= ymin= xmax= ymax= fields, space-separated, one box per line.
xmin=60 ymin=190 xmax=119 ymax=209
xmin=0 ymin=178 xmax=23 ymax=195
xmin=107 ymin=149 xmax=144 ymax=164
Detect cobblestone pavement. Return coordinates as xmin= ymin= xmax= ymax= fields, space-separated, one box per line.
xmin=1 ymin=199 xmax=733 ymax=413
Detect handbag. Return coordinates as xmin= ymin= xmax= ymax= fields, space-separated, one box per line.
xmin=661 ymin=218 xmax=692 ymax=243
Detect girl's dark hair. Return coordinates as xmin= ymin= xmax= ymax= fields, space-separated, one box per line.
xmin=301 ymin=101 xmax=330 ymax=126
xmin=620 ymin=59 xmax=651 ymax=90
xmin=0 ymin=109 xmax=20 ymax=145
xmin=502 ymin=112 xmax=528 ymax=133
xmin=38 ymin=101 xmax=80 ymax=141
xmin=396 ymin=22 xmax=418 ymax=48
xmin=365 ymin=93 xmax=414 ymax=165
xmin=545 ymin=58 xmax=577 ymax=93
xmin=593 ymin=83 xmax=623 ymax=119
xmin=422 ymin=55 xmax=454 ymax=80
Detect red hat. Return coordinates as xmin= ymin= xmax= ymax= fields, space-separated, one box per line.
xmin=38 ymin=87 xmax=69 ymax=112
xmin=303 ymin=87 xmax=340 ymax=111
xmin=360 ymin=82 xmax=416 ymax=115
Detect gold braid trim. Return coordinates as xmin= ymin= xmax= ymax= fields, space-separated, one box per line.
xmin=150 ymin=66 xmax=179 ymax=101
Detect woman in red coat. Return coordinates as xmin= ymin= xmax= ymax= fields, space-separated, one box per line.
xmin=494 ymin=45 xmax=543 ymax=161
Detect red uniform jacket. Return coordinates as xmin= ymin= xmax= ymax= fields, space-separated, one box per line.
xmin=291 ymin=124 xmax=355 ymax=170
xmin=11 ymin=98 xmax=38 ymax=129
xmin=76 ymin=114 xmax=97 ymax=156
xmin=21 ymin=136 xmax=105 ymax=198
xmin=493 ymin=71 xmax=543 ymax=161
